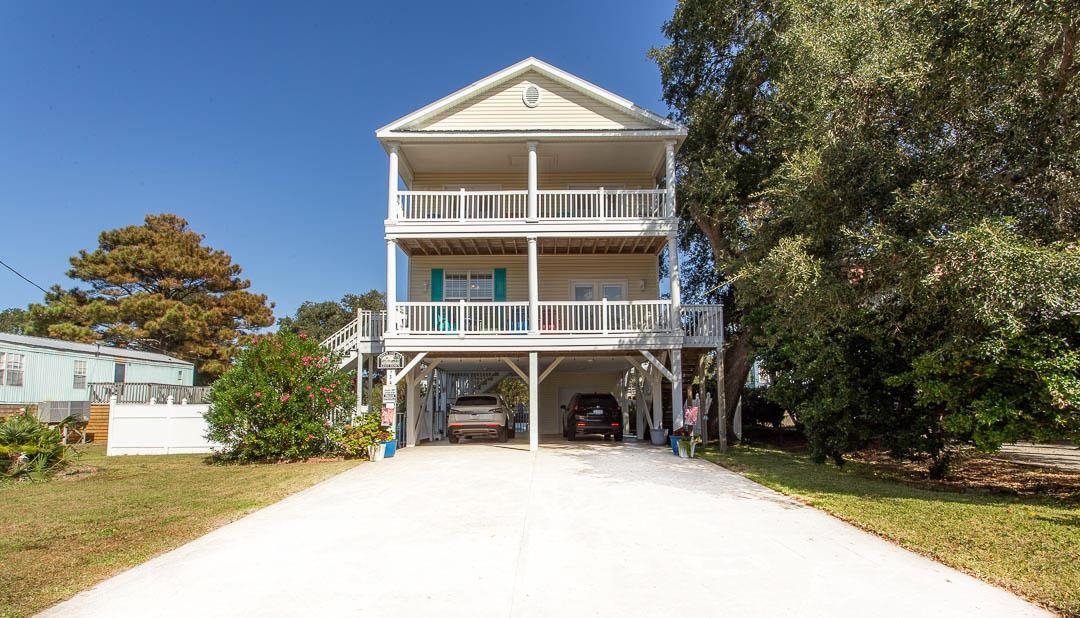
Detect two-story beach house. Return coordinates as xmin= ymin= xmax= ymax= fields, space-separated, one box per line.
xmin=323 ymin=58 xmax=724 ymax=451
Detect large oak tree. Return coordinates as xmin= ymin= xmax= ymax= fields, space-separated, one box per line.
xmin=28 ymin=214 xmax=274 ymax=380
xmin=654 ymin=0 xmax=1079 ymax=472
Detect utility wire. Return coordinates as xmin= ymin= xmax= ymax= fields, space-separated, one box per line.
xmin=0 ymin=257 xmax=50 ymax=295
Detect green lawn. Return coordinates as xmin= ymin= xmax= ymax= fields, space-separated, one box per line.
xmin=0 ymin=446 xmax=358 ymax=618
xmin=700 ymin=445 xmax=1080 ymax=616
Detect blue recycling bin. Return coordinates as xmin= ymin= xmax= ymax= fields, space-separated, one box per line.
xmin=382 ymin=440 xmax=397 ymax=458
xmin=669 ymin=435 xmax=680 ymax=455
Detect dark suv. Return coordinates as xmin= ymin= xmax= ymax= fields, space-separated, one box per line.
xmin=562 ymin=393 xmax=623 ymax=441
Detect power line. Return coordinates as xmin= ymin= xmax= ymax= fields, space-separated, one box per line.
xmin=0 ymin=257 xmax=49 ymax=295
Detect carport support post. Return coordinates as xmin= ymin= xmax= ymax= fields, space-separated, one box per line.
xmin=406 ymin=374 xmax=419 ymax=448
xmin=356 ymin=353 xmax=365 ymax=415
xmin=529 ymin=352 xmax=538 ymax=451
xmin=717 ymin=346 xmax=728 ymax=453
xmin=671 ymin=348 xmax=683 ymax=430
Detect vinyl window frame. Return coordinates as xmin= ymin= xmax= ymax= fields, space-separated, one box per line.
xmin=443 ymin=270 xmax=495 ymax=302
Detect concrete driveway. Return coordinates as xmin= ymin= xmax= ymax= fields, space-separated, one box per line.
xmin=43 ymin=441 xmax=1048 ymax=617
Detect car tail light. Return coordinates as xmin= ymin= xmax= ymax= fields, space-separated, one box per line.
xmin=611 ymin=422 xmax=620 ymax=427
xmin=576 ymin=422 xmax=586 ymax=427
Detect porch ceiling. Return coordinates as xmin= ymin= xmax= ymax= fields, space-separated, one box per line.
xmin=397 ymin=235 xmax=666 ymax=257
xmin=422 ymin=354 xmax=636 ymax=375
xmin=398 ymin=140 xmax=667 ymax=181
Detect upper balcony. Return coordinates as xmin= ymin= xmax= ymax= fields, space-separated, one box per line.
xmin=376 ymin=58 xmax=686 ymax=247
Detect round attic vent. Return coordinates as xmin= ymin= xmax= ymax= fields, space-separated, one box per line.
xmin=522 ymin=84 xmax=541 ymax=108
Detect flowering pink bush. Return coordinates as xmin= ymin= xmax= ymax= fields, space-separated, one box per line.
xmin=206 ymin=330 xmax=356 ymax=462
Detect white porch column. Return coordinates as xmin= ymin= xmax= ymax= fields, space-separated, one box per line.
xmin=406 ymin=373 xmax=419 ymax=448
xmin=527 ymin=141 xmax=539 ymax=222
xmin=667 ymin=235 xmax=681 ymax=329
xmin=527 ymin=236 xmax=539 ymax=334
xmin=635 ymin=374 xmax=646 ymax=440
xmin=386 ymin=239 xmax=397 ymax=335
xmin=356 ymin=353 xmax=365 ymax=415
xmin=651 ymin=372 xmax=663 ymax=437
xmin=664 ymin=140 xmax=676 ymax=217
xmin=366 ymin=354 xmax=375 ymax=413
xmin=387 ymin=142 xmax=400 ymax=221
xmin=671 ymin=348 xmax=684 ymax=430
xmin=717 ymin=346 xmax=728 ymax=452
xmin=529 ymin=351 xmax=539 ymax=451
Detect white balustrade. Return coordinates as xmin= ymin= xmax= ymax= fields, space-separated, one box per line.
xmin=680 ymin=305 xmax=724 ymax=343
xmin=537 ymin=300 xmax=672 ymax=334
xmin=396 ymin=302 xmax=530 ymax=335
xmin=395 ymin=189 xmax=668 ymax=221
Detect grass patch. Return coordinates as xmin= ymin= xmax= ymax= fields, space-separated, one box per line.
xmin=699 ymin=444 xmax=1080 ymax=616
xmin=0 ymin=445 xmax=357 ymax=618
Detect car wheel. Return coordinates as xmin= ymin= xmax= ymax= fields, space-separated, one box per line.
xmin=614 ymin=432 xmax=623 ymax=442
xmin=496 ymin=427 xmax=509 ymax=443
xmin=567 ymin=429 xmax=576 ymax=441
xmin=449 ymin=435 xmax=460 ymax=444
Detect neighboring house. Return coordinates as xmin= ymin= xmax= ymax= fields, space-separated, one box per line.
xmin=0 ymin=332 xmax=195 ymax=408
xmin=324 ymin=57 xmax=724 ymax=450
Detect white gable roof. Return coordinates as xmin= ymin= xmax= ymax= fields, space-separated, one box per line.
xmin=376 ymin=57 xmax=685 ymax=138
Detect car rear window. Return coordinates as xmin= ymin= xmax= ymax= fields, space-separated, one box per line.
xmin=576 ymin=394 xmax=617 ymax=408
xmin=455 ymin=396 xmax=498 ymax=407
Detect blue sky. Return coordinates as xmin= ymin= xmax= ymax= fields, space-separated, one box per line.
xmin=0 ymin=0 xmax=676 ymax=321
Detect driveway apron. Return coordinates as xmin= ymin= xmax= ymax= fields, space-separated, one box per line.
xmin=41 ymin=441 xmax=1050 ymax=617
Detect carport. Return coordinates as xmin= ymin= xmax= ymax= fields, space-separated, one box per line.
xmin=383 ymin=349 xmax=722 ymax=450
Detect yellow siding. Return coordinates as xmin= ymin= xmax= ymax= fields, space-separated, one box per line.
xmin=410 ymin=171 xmax=657 ymax=191
xmin=416 ymin=73 xmax=655 ymax=131
xmin=407 ymin=255 xmax=659 ymax=302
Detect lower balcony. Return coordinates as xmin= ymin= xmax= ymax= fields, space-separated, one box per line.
xmin=381 ymin=301 xmax=722 ymax=352
xmin=322 ymin=304 xmax=723 ymax=355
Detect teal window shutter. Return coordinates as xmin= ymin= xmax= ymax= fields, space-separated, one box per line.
xmin=431 ymin=269 xmax=443 ymax=301
xmin=494 ymin=268 xmax=507 ymax=301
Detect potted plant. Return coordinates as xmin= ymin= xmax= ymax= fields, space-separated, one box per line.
xmin=336 ymin=413 xmax=392 ymax=462
xmin=678 ymin=430 xmax=704 ymax=458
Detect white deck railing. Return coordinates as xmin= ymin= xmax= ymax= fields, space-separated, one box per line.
xmin=680 ymin=305 xmax=724 ymax=343
xmin=536 ymin=300 xmax=672 ymax=334
xmin=322 ymin=303 xmax=722 ymax=347
xmin=395 ymin=189 xmax=669 ymax=221
xmin=397 ymin=190 xmax=529 ymax=221
xmin=322 ymin=310 xmax=386 ymax=353
xmin=395 ymin=301 xmax=531 ymax=335
xmin=537 ymin=189 xmax=667 ymax=219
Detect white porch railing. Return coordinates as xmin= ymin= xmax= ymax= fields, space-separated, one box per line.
xmin=395 ymin=301 xmax=531 ymax=335
xmin=321 ymin=309 xmax=386 ymax=353
xmin=680 ymin=305 xmax=724 ymax=343
xmin=537 ymin=300 xmax=672 ymax=334
xmin=395 ymin=189 xmax=669 ymax=221
xmin=537 ymin=189 xmax=668 ymax=219
xmin=322 ymin=303 xmax=721 ymax=345
xmin=397 ymin=190 xmax=528 ymax=221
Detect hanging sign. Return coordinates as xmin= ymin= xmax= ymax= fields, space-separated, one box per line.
xmin=377 ymin=351 xmax=405 ymax=370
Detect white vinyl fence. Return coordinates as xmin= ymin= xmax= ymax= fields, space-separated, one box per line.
xmin=107 ymin=400 xmax=219 ymax=456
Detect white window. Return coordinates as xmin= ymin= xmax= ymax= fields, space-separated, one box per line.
xmin=444 ymin=271 xmax=493 ymax=301
xmin=73 ymin=360 xmax=87 ymax=389
xmin=3 ymin=352 xmax=25 ymax=387
xmin=572 ymin=282 xmax=595 ymax=301
xmin=570 ymin=281 xmax=627 ymax=301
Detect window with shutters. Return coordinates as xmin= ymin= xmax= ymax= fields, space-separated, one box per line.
xmin=73 ymin=360 xmax=87 ymax=389
xmin=444 ymin=271 xmax=493 ymax=301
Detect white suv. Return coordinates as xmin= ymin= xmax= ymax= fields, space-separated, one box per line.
xmin=447 ymin=394 xmax=515 ymax=443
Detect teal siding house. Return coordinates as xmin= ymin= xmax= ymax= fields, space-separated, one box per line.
xmin=0 ymin=333 xmax=194 ymax=406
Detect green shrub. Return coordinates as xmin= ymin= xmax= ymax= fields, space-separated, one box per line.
xmin=206 ymin=330 xmax=357 ymax=462
xmin=335 ymin=413 xmax=392 ymax=459
xmin=0 ymin=413 xmax=70 ymax=481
